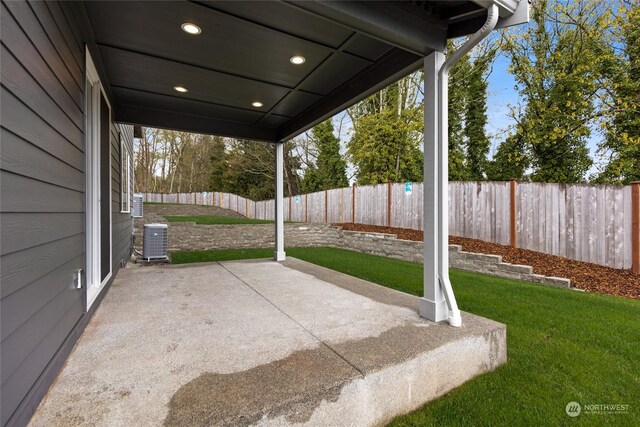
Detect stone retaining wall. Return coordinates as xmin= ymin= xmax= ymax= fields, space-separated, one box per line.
xmin=337 ymin=230 xmax=570 ymax=288
xmin=136 ymin=222 xmax=570 ymax=288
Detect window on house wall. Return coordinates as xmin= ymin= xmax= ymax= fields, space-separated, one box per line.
xmin=120 ymin=134 xmax=131 ymax=213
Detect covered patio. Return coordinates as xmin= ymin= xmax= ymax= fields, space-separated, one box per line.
xmin=30 ymin=259 xmax=505 ymax=426
xmin=82 ymin=0 xmax=527 ymax=326
xmin=4 ymin=0 xmax=529 ymax=424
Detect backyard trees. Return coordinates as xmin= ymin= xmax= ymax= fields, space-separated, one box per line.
xmin=447 ymin=38 xmax=497 ymax=181
xmin=300 ymin=119 xmax=348 ymax=192
xmin=347 ymin=72 xmax=424 ymax=184
xmin=134 ymin=128 xmax=218 ymax=193
xmin=447 ymin=40 xmax=471 ymax=181
xmin=134 ymin=129 xmax=301 ymax=198
xmin=464 ymin=46 xmax=496 ymax=180
xmin=315 ymin=119 xmax=349 ymax=189
xmin=502 ymin=0 xmax=620 ymax=183
xmin=209 ymin=135 xmax=227 ymax=192
xmin=593 ymin=1 xmax=640 ymax=184
xmin=486 ymin=133 xmax=529 ymax=181
xmin=222 ymin=139 xmax=301 ymax=200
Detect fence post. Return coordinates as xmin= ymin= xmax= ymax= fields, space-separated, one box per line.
xmin=632 ymin=182 xmax=640 ymax=274
xmin=193 ymin=192 xmax=196 ymax=205
xmin=246 ymin=199 xmax=249 ymax=218
xmin=387 ymin=182 xmax=392 ymax=227
xmin=288 ymin=197 xmax=292 ymax=222
xmin=352 ymin=184 xmax=356 ymax=224
xmin=510 ymin=179 xmax=517 ymax=248
xmin=161 ymin=193 xmax=164 ymax=203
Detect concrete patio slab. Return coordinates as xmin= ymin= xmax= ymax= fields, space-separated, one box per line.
xmin=30 ymin=258 xmax=506 ymax=427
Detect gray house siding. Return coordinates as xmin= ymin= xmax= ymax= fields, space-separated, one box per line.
xmin=113 ymin=123 xmax=135 ymax=266
xmin=0 ymin=1 xmax=133 ymax=425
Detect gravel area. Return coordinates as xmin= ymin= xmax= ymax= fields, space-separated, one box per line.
xmin=336 ymin=223 xmax=640 ymax=300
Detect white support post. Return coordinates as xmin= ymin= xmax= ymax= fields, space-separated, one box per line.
xmin=420 ymin=51 xmax=448 ymax=323
xmin=274 ymin=142 xmax=286 ymax=261
xmin=419 ymin=4 xmax=499 ymax=327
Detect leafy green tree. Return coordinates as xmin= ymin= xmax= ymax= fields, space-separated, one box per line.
xmin=503 ymin=0 xmax=617 ymax=183
xmin=594 ymin=2 xmax=640 ymax=184
xmin=447 ymin=40 xmax=471 ymax=181
xmin=347 ymin=72 xmax=423 ymax=184
xmin=300 ymin=165 xmax=322 ymax=193
xmin=313 ymin=119 xmax=349 ymax=189
xmin=486 ymin=133 xmax=529 ymax=180
xmin=222 ymin=140 xmax=301 ymax=200
xmin=446 ymin=39 xmax=495 ymax=181
xmin=223 ymin=140 xmax=274 ymax=200
xmin=348 ymin=109 xmax=423 ymax=184
xmin=209 ymin=136 xmax=228 ymax=191
xmin=464 ymin=49 xmax=495 ymax=180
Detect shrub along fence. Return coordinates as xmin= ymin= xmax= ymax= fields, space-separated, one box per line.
xmin=144 ymin=180 xmax=639 ymax=271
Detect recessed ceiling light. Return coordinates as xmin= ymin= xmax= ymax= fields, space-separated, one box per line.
xmin=290 ymin=55 xmax=306 ymax=65
xmin=252 ymin=101 xmax=263 ymax=108
xmin=181 ymin=23 xmax=201 ymax=35
xmin=174 ymin=86 xmax=188 ymax=93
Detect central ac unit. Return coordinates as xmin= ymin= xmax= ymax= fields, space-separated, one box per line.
xmin=132 ymin=193 xmax=144 ymax=218
xmin=143 ymin=223 xmax=168 ymax=260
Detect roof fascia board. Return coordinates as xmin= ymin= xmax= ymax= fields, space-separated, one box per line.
xmin=115 ymin=105 xmax=278 ymax=142
xmin=473 ymin=0 xmax=530 ymax=29
xmin=283 ymin=1 xmax=447 ymax=56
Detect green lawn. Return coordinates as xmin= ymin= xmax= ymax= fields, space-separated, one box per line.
xmin=170 ymin=246 xmax=640 ymax=426
xmin=165 ymin=215 xmax=274 ymax=225
xmin=172 ymin=247 xmax=274 ymax=263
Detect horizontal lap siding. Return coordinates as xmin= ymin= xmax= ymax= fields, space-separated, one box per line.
xmin=0 ymin=1 xmax=86 ymax=424
xmin=111 ymin=123 xmax=134 ymax=271
xmin=1 ymin=1 xmax=133 ymax=425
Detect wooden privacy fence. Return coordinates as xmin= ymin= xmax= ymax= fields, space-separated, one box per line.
xmin=144 ymin=180 xmax=639 ymax=271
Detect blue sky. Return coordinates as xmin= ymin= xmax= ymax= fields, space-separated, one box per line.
xmin=485 ymin=52 xmax=519 ymax=158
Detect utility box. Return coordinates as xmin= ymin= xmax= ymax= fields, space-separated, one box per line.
xmin=132 ymin=193 xmax=144 ymax=218
xmin=143 ymin=223 xmax=168 ymax=261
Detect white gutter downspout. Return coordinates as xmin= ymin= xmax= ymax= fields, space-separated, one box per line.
xmin=438 ymin=3 xmax=500 ymax=327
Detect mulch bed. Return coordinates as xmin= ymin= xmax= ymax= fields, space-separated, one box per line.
xmin=336 ymin=223 xmax=640 ymax=300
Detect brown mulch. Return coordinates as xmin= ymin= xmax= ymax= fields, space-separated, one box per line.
xmin=335 ymin=223 xmax=640 ymax=300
